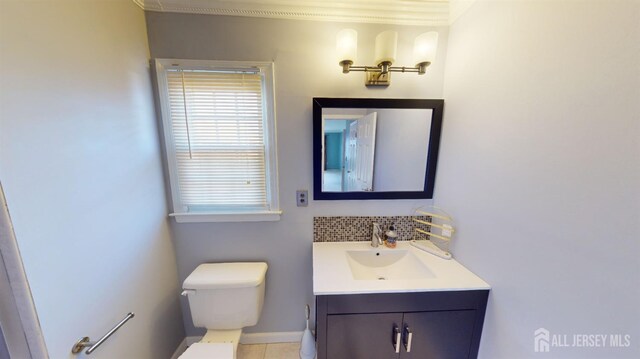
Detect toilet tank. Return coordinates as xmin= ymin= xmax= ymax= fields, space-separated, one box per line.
xmin=183 ymin=262 xmax=268 ymax=330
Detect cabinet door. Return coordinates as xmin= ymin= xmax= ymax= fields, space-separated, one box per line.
xmin=401 ymin=310 xmax=477 ymax=359
xmin=327 ymin=313 xmax=403 ymax=359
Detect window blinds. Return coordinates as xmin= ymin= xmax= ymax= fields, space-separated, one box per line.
xmin=166 ymin=68 xmax=268 ymax=211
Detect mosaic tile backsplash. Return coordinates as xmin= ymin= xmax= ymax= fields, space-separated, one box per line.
xmin=313 ymin=215 xmax=430 ymax=242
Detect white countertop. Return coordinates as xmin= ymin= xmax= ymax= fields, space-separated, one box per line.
xmin=313 ymin=241 xmax=490 ymax=295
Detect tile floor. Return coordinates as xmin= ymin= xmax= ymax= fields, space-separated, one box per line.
xmin=237 ymin=343 xmax=300 ymax=359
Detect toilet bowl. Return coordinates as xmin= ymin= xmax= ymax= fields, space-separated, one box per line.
xmin=178 ymin=262 xmax=268 ymax=359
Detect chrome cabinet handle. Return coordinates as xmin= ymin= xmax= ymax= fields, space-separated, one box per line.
xmin=393 ymin=325 xmax=401 ymax=353
xmin=403 ymin=325 xmax=413 ymax=353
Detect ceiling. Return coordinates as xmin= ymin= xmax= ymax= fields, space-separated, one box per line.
xmin=134 ymin=0 xmax=470 ymax=26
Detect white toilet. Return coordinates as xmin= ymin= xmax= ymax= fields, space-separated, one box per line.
xmin=179 ymin=262 xmax=268 ymax=359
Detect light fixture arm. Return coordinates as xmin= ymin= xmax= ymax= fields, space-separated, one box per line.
xmin=340 ymin=62 xmax=430 ymax=74
xmin=339 ymin=60 xmax=431 ymax=86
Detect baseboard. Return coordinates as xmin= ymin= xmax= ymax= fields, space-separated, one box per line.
xmin=240 ymin=331 xmax=303 ymax=344
xmin=170 ymin=338 xmax=188 ymax=359
xmin=186 ymin=336 xmax=200 ymax=346
xmin=184 ymin=331 xmax=303 ymax=347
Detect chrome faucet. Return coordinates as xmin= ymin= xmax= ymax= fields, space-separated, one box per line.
xmin=371 ymin=222 xmax=383 ymax=247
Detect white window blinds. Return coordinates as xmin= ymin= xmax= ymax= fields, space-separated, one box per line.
xmin=164 ymin=67 xmax=271 ymax=212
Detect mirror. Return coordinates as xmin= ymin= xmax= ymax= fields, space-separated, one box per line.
xmin=313 ymin=98 xmax=443 ymax=200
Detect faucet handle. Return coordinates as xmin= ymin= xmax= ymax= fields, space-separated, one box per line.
xmin=371 ymin=222 xmax=383 ymax=247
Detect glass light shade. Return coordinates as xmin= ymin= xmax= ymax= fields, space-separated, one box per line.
xmin=413 ymin=32 xmax=438 ymax=65
xmin=336 ymin=29 xmax=357 ymax=63
xmin=374 ymin=30 xmax=398 ymax=65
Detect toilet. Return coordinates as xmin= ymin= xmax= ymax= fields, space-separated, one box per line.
xmin=179 ymin=262 xmax=268 ymax=359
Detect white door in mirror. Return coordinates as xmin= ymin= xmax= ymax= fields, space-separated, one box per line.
xmin=346 ymin=112 xmax=377 ymax=191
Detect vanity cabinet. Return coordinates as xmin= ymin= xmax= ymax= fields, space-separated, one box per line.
xmin=316 ymin=290 xmax=489 ymax=359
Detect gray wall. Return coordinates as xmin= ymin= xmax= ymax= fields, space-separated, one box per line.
xmin=436 ymin=1 xmax=640 ymax=358
xmin=0 ymin=1 xmax=184 ymax=357
xmin=372 ymin=108 xmax=431 ymax=191
xmin=0 ymin=244 xmax=29 ymax=358
xmin=0 ymin=329 xmax=7 ymax=359
xmin=145 ymin=12 xmax=449 ymax=336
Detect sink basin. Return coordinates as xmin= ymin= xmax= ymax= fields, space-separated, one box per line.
xmin=346 ymin=249 xmax=436 ymax=280
xmin=313 ymin=241 xmax=491 ymax=294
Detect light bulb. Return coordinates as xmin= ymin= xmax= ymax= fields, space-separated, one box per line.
xmin=374 ymin=30 xmax=398 ymax=66
xmin=413 ymin=32 xmax=438 ymax=66
xmin=336 ymin=29 xmax=357 ymax=64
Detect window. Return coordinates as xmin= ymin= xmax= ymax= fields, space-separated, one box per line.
xmin=154 ymin=59 xmax=280 ymax=222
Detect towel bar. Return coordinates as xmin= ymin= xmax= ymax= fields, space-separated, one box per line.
xmin=71 ymin=312 xmax=134 ymax=355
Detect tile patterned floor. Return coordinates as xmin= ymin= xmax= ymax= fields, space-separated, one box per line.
xmin=237 ymin=343 xmax=300 ymax=359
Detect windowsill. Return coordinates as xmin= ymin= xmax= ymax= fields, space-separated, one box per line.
xmin=169 ymin=210 xmax=282 ymax=223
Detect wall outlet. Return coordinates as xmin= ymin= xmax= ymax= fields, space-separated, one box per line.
xmin=296 ymin=190 xmax=309 ymax=207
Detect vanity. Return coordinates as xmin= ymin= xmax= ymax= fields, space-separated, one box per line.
xmin=313 ymin=242 xmax=490 ymax=359
xmin=311 ymin=98 xmax=489 ymax=358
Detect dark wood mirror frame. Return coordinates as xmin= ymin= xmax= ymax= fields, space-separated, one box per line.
xmin=313 ymin=98 xmax=444 ymax=200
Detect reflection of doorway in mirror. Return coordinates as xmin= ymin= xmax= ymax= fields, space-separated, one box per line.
xmin=322 ymin=118 xmax=352 ymax=192
xmin=323 ymin=113 xmax=378 ymax=192
xmin=323 ymin=132 xmax=343 ymax=191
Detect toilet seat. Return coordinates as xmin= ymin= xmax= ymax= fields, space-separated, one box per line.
xmin=179 ymin=343 xmax=234 ymax=359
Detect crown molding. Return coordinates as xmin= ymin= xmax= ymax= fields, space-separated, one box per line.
xmin=132 ymin=0 xmax=146 ymax=10
xmin=136 ymin=0 xmax=450 ymax=26
xmin=449 ymin=0 xmax=477 ymax=25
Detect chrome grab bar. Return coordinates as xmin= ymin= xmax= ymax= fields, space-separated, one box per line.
xmin=72 ymin=312 xmax=134 ymax=355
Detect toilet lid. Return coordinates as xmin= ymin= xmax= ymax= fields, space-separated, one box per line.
xmin=179 ymin=343 xmax=234 ymax=359
xmin=184 ymin=262 xmax=268 ymax=290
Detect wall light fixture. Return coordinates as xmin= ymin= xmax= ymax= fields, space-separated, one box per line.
xmin=337 ymin=29 xmax=438 ymax=87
